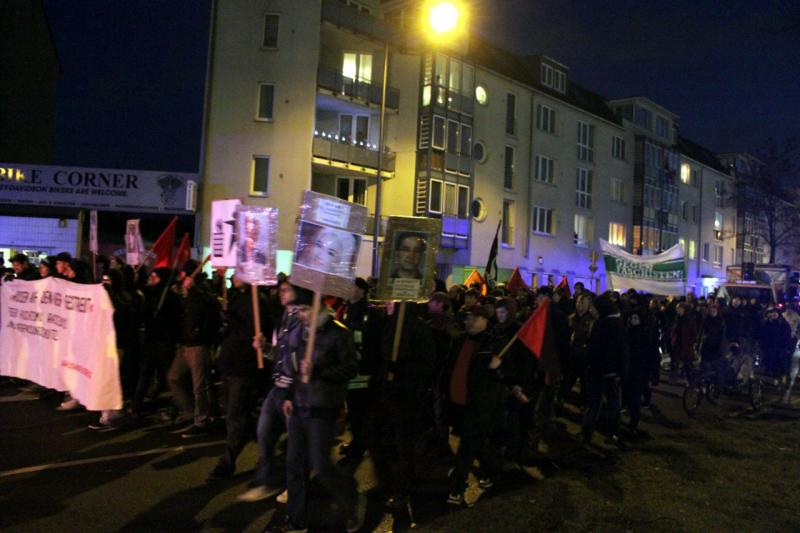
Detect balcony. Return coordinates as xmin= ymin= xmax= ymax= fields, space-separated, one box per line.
xmin=441 ymin=215 xmax=469 ymax=249
xmin=312 ymin=131 xmax=395 ymax=178
xmin=317 ymin=65 xmax=399 ymax=110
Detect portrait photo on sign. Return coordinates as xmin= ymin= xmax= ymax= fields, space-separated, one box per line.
xmin=376 ymin=216 xmax=441 ymax=301
xmin=295 ymin=221 xmax=360 ymax=278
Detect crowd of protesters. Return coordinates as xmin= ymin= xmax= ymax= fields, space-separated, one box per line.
xmin=2 ymin=250 xmax=799 ymax=533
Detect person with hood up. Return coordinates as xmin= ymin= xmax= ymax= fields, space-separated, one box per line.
xmin=582 ymin=291 xmax=629 ymax=444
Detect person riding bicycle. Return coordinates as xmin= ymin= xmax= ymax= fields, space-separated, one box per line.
xmin=697 ymin=303 xmax=727 ymax=391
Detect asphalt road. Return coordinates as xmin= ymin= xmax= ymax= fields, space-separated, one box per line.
xmin=1 ymin=376 xmax=798 ymax=533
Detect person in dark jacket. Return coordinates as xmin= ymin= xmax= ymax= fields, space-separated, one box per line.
xmin=339 ymin=277 xmax=373 ymax=461
xmin=760 ymin=307 xmax=794 ymax=380
xmin=238 ymin=280 xmax=300 ymax=503
xmin=582 ymin=291 xmax=629 ymax=444
xmin=269 ymin=287 xmax=364 ymax=533
xmin=670 ymin=302 xmax=698 ymax=384
xmin=698 ymin=302 xmax=727 ymax=387
xmin=443 ymin=304 xmax=508 ymax=506
xmin=208 ymin=275 xmax=271 ymax=480
xmin=622 ymin=297 xmax=659 ymax=434
xmin=129 ymin=267 xmax=181 ymax=417
xmin=11 ymin=253 xmax=40 ymax=281
xmin=362 ymin=302 xmax=435 ymax=507
xmin=559 ymin=292 xmax=595 ymax=409
xmin=167 ymin=260 xmax=221 ymax=437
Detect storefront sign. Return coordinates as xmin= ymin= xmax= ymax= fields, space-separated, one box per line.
xmin=0 ymin=163 xmax=198 ymax=213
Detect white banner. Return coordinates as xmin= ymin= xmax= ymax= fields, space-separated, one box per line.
xmin=211 ymin=199 xmax=242 ymax=268
xmin=0 ymin=278 xmax=122 ymax=410
xmin=600 ymin=239 xmax=687 ymax=296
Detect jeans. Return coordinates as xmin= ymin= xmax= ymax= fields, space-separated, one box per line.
xmin=131 ymin=340 xmax=175 ymax=412
xmin=583 ymin=373 xmax=621 ymax=438
xmin=254 ymin=387 xmax=287 ymax=487
xmin=448 ymin=405 xmax=502 ymax=495
xmin=167 ymin=345 xmax=211 ymax=426
xmin=219 ymin=374 xmax=256 ymax=470
xmin=286 ymin=412 xmax=357 ymax=528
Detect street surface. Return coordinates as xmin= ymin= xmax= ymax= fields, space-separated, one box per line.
xmin=1 ymin=377 xmax=799 ymax=532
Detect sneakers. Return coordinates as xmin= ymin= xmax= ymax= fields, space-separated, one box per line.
xmin=276 ymin=489 xmax=288 ymax=504
xmin=519 ymin=464 xmax=546 ymax=481
xmin=207 ymin=461 xmax=234 ymax=481
xmin=237 ymin=485 xmax=283 ymax=502
xmin=345 ymin=494 xmax=367 ymax=533
xmin=446 ymin=492 xmax=474 ymax=507
xmin=180 ymin=424 xmax=209 ymax=439
xmin=57 ymin=398 xmax=81 ymax=411
xmin=477 ymin=477 xmax=493 ymax=489
xmin=88 ymin=419 xmax=120 ymax=432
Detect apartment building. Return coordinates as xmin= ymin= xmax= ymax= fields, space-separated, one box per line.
xmin=200 ymin=0 xmax=742 ymax=293
xmin=677 ymin=137 xmax=736 ymax=295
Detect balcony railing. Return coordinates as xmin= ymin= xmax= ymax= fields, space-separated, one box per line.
xmin=317 ymin=65 xmax=399 ymax=110
xmin=312 ymin=132 xmax=395 ymax=176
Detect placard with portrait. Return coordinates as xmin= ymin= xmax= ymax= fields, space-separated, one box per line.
xmin=376 ymin=216 xmax=441 ymax=301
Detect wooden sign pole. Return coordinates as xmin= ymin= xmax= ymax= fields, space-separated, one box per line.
xmin=251 ymin=284 xmax=264 ymax=369
xmin=301 ymin=291 xmax=322 ymax=384
xmin=386 ymin=300 xmax=407 ymax=382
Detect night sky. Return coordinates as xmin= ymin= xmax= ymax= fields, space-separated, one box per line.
xmin=42 ymin=0 xmax=799 ymax=173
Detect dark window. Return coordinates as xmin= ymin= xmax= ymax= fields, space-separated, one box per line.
xmin=258 ymin=84 xmax=274 ymax=120
xmin=263 ymin=14 xmax=279 ymax=48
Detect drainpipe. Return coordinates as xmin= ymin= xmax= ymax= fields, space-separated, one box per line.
xmin=194 ymin=0 xmax=217 ymax=254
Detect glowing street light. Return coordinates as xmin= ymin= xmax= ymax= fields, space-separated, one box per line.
xmin=428 ymin=2 xmax=460 ymax=34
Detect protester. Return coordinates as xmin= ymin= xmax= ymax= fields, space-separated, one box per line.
xmin=267 ymin=287 xmax=365 ymax=533
xmin=166 ymin=260 xmax=220 ymax=436
xmin=11 ymin=253 xmax=40 ymax=281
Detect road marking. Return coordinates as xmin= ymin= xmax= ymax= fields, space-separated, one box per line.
xmin=0 ymin=440 xmax=224 ymax=479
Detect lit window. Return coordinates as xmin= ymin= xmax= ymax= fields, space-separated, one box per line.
xmin=680 ymin=163 xmax=691 ymax=184
xmin=609 ymin=222 xmax=626 ymax=247
xmin=502 ymin=200 xmax=515 ymax=246
xmin=688 ymin=240 xmax=697 ymax=259
xmin=475 ymin=85 xmax=488 ymax=105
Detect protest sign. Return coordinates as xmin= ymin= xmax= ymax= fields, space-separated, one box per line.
xmin=235 ymin=205 xmax=278 ymax=286
xmin=125 ymin=219 xmax=145 ymax=265
xmin=0 ymin=277 xmax=122 ymax=410
xmin=376 ymin=216 xmax=441 ymax=301
xmin=211 ymin=199 xmax=242 ymax=268
xmin=600 ymin=239 xmax=686 ymax=295
xmin=291 ymin=190 xmax=368 ymax=300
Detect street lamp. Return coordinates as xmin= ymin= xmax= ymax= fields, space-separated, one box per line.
xmin=371 ymin=1 xmax=463 ymax=277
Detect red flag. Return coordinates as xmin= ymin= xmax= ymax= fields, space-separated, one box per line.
xmin=173 ymin=233 xmax=190 ymax=269
xmin=151 ymin=216 xmax=177 ymax=268
xmin=464 ymin=269 xmax=487 ymax=296
xmin=517 ymin=298 xmax=550 ymax=358
xmin=505 ymin=267 xmax=528 ymax=293
xmin=555 ymin=275 xmax=571 ymax=298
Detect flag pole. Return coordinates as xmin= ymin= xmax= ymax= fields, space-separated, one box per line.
xmin=301 ymin=291 xmax=322 ymax=384
xmin=496 ymin=332 xmax=519 ymax=360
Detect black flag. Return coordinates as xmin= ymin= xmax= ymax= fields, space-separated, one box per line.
xmin=484 ymin=218 xmax=501 ymax=284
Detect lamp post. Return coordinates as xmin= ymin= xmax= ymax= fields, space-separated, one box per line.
xmin=370 ymin=1 xmax=462 ymax=277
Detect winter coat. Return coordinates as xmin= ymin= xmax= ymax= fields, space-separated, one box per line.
xmin=568 ymin=311 xmax=594 ymax=369
xmin=288 ymin=312 xmax=358 ymax=413
xmin=143 ymin=283 xmax=181 ymax=344
xmin=587 ymin=313 xmax=629 ymax=378
xmin=698 ymin=314 xmax=726 ymax=362
xmin=180 ymin=283 xmax=221 ymax=346
xmin=670 ymin=314 xmax=698 ymax=363
xmin=723 ymin=304 xmax=749 ymax=341
xmin=217 ymin=286 xmax=271 ymax=376
xmin=442 ymin=330 xmax=508 ymax=431
xmin=759 ymin=316 xmax=793 ymax=374
xmin=374 ymin=305 xmax=436 ymax=401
